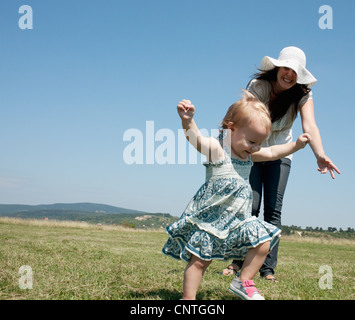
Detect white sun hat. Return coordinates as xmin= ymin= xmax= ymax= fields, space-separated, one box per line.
xmin=260 ymin=46 xmax=317 ymax=88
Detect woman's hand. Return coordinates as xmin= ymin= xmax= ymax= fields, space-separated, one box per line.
xmin=317 ymin=155 xmax=341 ymax=179
xmin=300 ymin=100 xmax=341 ymax=179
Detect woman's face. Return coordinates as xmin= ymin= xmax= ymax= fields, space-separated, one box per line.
xmin=276 ymin=67 xmax=297 ymax=92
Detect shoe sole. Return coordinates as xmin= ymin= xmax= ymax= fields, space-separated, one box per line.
xmin=229 ymin=284 xmax=265 ymax=300
xmin=228 ymin=284 xmax=248 ymax=300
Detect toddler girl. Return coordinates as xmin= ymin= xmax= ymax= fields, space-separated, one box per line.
xmin=162 ymin=91 xmax=311 ymax=300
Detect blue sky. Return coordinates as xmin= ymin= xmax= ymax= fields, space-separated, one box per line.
xmin=0 ymin=0 xmax=353 ymax=229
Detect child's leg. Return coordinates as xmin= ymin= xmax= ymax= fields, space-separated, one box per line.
xmin=229 ymin=242 xmax=270 ymax=300
xmin=239 ymin=241 xmax=270 ymax=281
xmin=183 ymin=254 xmax=211 ymax=300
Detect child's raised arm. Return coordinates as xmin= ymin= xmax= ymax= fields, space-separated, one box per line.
xmin=177 ymin=99 xmax=223 ymax=162
xmin=251 ymin=133 xmax=312 ymax=162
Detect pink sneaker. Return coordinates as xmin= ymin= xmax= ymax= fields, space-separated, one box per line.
xmin=229 ymin=279 xmax=265 ymax=300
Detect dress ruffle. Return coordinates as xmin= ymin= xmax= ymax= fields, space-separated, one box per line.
xmin=162 ymin=216 xmax=281 ymax=262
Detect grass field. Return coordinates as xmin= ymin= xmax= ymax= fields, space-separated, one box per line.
xmin=0 ymin=217 xmax=354 ymax=300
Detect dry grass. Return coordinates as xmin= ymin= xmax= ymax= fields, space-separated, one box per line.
xmin=281 ymin=234 xmax=355 ymax=246
xmin=0 ymin=217 xmax=354 ymax=300
xmin=0 ymin=216 xmax=162 ymax=233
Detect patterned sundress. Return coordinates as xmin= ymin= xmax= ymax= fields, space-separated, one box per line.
xmin=162 ymin=137 xmax=281 ymax=262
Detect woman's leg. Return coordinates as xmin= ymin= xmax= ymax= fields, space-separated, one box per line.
xmin=183 ymin=255 xmax=211 ymax=300
xmin=249 ymin=162 xmax=264 ymax=219
xmin=260 ymin=158 xmax=291 ymax=278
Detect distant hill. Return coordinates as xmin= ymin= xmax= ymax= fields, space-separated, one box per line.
xmin=0 ymin=202 xmax=178 ymax=229
xmin=0 ymin=203 xmax=148 ymax=215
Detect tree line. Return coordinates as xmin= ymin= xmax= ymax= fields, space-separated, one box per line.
xmin=282 ymin=225 xmax=355 ymax=237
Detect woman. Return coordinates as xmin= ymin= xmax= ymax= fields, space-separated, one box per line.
xmin=223 ymin=46 xmax=340 ymax=281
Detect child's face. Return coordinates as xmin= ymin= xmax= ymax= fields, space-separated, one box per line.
xmin=229 ymin=118 xmax=270 ymax=160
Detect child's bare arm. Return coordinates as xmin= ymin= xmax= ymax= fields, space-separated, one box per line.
xmin=178 ymin=100 xmax=223 ymax=162
xmin=251 ymin=133 xmax=312 ymax=162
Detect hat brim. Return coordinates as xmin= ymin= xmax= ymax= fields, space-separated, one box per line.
xmin=261 ymin=56 xmax=317 ymax=88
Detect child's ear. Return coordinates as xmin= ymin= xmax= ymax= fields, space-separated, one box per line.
xmin=227 ymin=122 xmax=235 ymax=131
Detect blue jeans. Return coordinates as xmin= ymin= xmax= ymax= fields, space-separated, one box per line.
xmin=233 ymin=158 xmax=291 ymax=277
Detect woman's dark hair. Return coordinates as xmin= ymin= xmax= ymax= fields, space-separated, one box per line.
xmin=252 ymin=68 xmax=311 ymax=123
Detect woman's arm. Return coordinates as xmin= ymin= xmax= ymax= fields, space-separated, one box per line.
xmin=177 ymin=100 xmax=224 ymax=162
xmin=251 ymin=134 xmax=311 ymax=162
xmin=300 ymin=99 xmax=340 ymax=179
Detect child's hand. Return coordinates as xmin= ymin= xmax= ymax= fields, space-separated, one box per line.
xmin=296 ymin=133 xmax=312 ymax=149
xmin=177 ymin=99 xmax=195 ymax=121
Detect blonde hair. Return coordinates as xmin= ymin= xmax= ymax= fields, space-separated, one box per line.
xmin=221 ymin=90 xmax=271 ymax=131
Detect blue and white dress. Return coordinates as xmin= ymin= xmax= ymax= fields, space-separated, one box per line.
xmin=162 ymin=138 xmax=281 ymax=262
